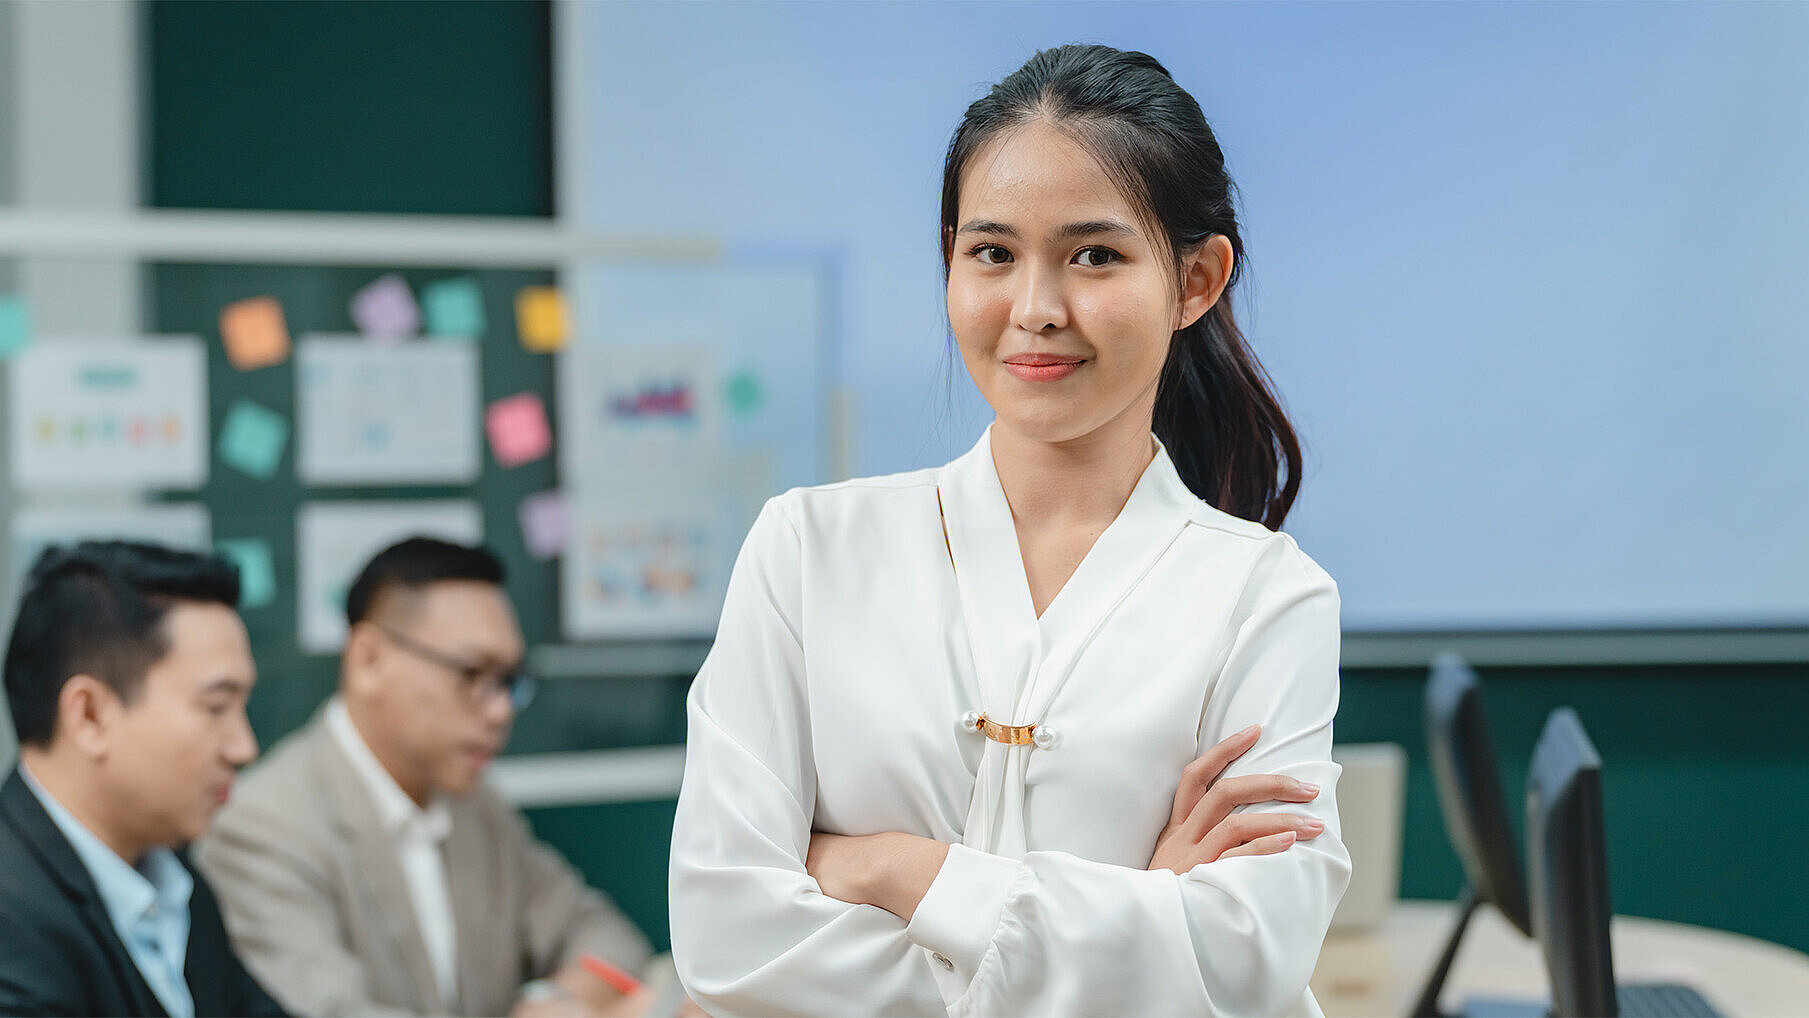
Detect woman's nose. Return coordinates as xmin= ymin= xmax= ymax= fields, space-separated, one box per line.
xmin=1011 ymin=264 xmax=1068 ymax=334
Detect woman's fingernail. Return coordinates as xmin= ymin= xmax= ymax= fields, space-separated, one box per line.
xmin=1295 ymin=780 xmax=1320 ymax=796
xmin=1239 ymin=723 xmax=1261 ymax=738
xmin=1300 ymin=818 xmax=1324 ymax=832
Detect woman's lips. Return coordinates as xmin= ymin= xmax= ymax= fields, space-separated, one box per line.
xmin=1003 ymin=354 xmax=1085 ymax=382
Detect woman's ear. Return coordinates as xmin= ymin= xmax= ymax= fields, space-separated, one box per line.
xmin=1176 ymin=235 xmax=1235 ymax=330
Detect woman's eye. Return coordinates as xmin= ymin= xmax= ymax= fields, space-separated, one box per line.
xmin=1074 ymin=247 xmax=1119 ymax=268
xmin=970 ymin=244 xmax=1012 ymax=265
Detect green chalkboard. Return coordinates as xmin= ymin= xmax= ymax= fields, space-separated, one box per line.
xmin=147 ymin=0 xmax=553 ymax=217
xmin=146 ymin=262 xmax=692 ymax=753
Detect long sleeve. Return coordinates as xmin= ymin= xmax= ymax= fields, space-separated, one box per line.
xmin=483 ymin=787 xmax=652 ymax=978
xmin=669 ymin=499 xmax=937 ymax=1017
xmin=902 ymin=539 xmax=1352 ymax=1017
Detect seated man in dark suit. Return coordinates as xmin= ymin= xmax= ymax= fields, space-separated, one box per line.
xmin=0 ymin=541 xmax=284 ymax=1017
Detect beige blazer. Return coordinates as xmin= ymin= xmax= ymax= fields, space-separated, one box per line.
xmin=194 ymin=710 xmax=651 ymax=1017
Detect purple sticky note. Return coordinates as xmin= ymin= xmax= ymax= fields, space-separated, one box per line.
xmin=350 ymin=274 xmax=421 ymax=342
xmin=518 ymin=490 xmax=569 ymax=560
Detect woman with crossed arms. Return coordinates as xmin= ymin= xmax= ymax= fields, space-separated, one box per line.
xmin=670 ymin=44 xmax=1350 ymax=1017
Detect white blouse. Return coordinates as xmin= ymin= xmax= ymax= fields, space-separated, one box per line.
xmin=670 ymin=430 xmax=1350 ymax=1017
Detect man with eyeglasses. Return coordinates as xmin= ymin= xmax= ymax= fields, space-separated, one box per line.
xmin=195 ymin=538 xmax=654 ymax=1017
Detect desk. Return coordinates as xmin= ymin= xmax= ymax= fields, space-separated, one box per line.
xmin=1312 ymin=900 xmax=1809 ymax=1017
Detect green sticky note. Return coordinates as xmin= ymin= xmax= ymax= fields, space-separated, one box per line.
xmin=725 ymin=368 xmax=763 ymax=416
xmin=422 ymin=276 xmax=487 ymax=340
xmin=216 ymin=538 xmax=277 ymax=610
xmin=0 ymin=296 xmax=30 ymax=359
xmin=218 ymin=399 xmax=290 ymax=479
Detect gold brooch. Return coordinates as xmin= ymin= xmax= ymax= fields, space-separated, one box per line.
xmin=970 ymin=712 xmax=1037 ymax=746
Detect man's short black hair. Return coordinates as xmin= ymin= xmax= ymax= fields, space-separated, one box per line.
xmin=4 ymin=540 xmax=241 ymax=747
xmin=343 ymin=536 xmax=505 ymax=627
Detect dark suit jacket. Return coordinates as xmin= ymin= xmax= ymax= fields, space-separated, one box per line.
xmin=0 ymin=767 xmax=285 ymax=1017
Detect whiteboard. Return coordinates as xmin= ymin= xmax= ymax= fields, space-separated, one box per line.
xmin=294 ymin=336 xmax=480 ymax=485
xmin=558 ymin=258 xmax=833 ymax=638
xmin=7 ymin=337 xmax=208 ymax=490
xmin=575 ymin=2 xmax=1809 ymax=632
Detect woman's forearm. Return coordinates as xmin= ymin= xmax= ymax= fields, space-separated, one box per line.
xmin=807 ymin=831 xmax=950 ymax=921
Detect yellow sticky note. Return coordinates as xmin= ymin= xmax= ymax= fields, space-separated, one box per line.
xmin=219 ymin=296 xmax=291 ymax=370
xmin=515 ymin=286 xmax=569 ymax=352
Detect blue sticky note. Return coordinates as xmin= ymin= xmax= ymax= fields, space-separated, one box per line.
xmin=218 ymin=399 xmax=290 ymax=479
xmin=0 ymin=296 xmax=30 ymax=358
xmin=216 ymin=538 xmax=277 ymax=609
xmin=422 ymin=276 xmax=487 ymax=340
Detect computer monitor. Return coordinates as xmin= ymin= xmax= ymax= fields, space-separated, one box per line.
xmin=1526 ymin=707 xmax=1617 ymax=1017
xmin=1524 ymin=709 xmax=1723 ymax=1018
xmin=1426 ymin=652 xmax=1532 ymax=934
xmin=1412 ymin=653 xmax=1533 ymax=1016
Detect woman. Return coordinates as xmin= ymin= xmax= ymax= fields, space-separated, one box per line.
xmin=670 ymin=44 xmax=1349 ymax=1016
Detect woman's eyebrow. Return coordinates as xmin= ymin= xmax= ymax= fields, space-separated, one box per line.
xmin=1053 ymin=219 xmax=1138 ymax=242
xmin=955 ymin=219 xmax=1018 ymax=238
xmin=954 ymin=219 xmax=1139 ymax=241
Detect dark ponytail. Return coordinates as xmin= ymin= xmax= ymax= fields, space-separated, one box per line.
xmin=940 ymin=44 xmax=1302 ymax=529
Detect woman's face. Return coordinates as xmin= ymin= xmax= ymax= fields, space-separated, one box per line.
xmin=946 ymin=120 xmax=1226 ymax=450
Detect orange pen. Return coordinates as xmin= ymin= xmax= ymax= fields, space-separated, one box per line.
xmin=581 ymin=953 xmax=643 ymax=995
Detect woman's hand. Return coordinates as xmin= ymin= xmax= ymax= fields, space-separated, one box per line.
xmin=806 ymin=831 xmax=949 ymax=921
xmin=1148 ymin=724 xmax=1325 ymax=875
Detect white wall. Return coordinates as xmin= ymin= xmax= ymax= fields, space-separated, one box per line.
xmin=1 ymin=0 xmax=143 ymax=762
xmin=577 ymin=1 xmax=1809 ymax=632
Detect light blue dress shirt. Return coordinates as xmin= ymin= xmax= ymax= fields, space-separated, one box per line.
xmin=18 ymin=764 xmax=195 ymax=1018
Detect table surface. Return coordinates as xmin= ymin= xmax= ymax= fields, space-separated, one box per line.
xmin=1311 ymin=900 xmax=1809 ymax=1017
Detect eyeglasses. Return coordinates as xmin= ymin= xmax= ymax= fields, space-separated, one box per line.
xmin=373 ymin=623 xmax=538 ymax=713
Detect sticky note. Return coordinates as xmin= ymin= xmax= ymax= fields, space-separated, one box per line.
xmin=517 ymin=489 xmax=569 ymax=559
xmin=725 ymin=368 xmax=763 ymax=416
xmin=485 ymin=392 xmax=552 ymax=468
xmin=218 ymin=399 xmax=290 ymax=479
xmin=422 ymin=276 xmax=487 ymax=340
xmin=350 ymin=273 xmax=420 ymax=342
xmin=216 ymin=538 xmax=277 ymax=609
xmin=514 ymin=286 xmax=569 ymax=352
xmin=0 ymin=296 xmax=31 ymax=359
xmin=220 ymin=296 xmax=291 ymax=370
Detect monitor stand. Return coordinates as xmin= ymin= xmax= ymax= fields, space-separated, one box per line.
xmin=1412 ymin=884 xmax=1480 ymax=1017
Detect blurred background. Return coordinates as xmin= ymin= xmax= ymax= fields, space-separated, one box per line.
xmin=0 ymin=0 xmax=1803 ymax=958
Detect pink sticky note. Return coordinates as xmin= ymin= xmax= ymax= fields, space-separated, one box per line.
xmin=485 ymin=392 xmax=552 ymax=468
xmin=350 ymin=273 xmax=421 ymax=342
xmin=517 ymin=490 xmax=569 ymax=559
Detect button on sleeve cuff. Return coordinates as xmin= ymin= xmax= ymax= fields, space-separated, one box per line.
xmin=904 ymin=842 xmax=1022 ymax=976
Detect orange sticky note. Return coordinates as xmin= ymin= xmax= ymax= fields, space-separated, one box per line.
xmin=514 ymin=286 xmax=569 ymax=352
xmin=219 ymin=296 xmax=291 ymax=370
